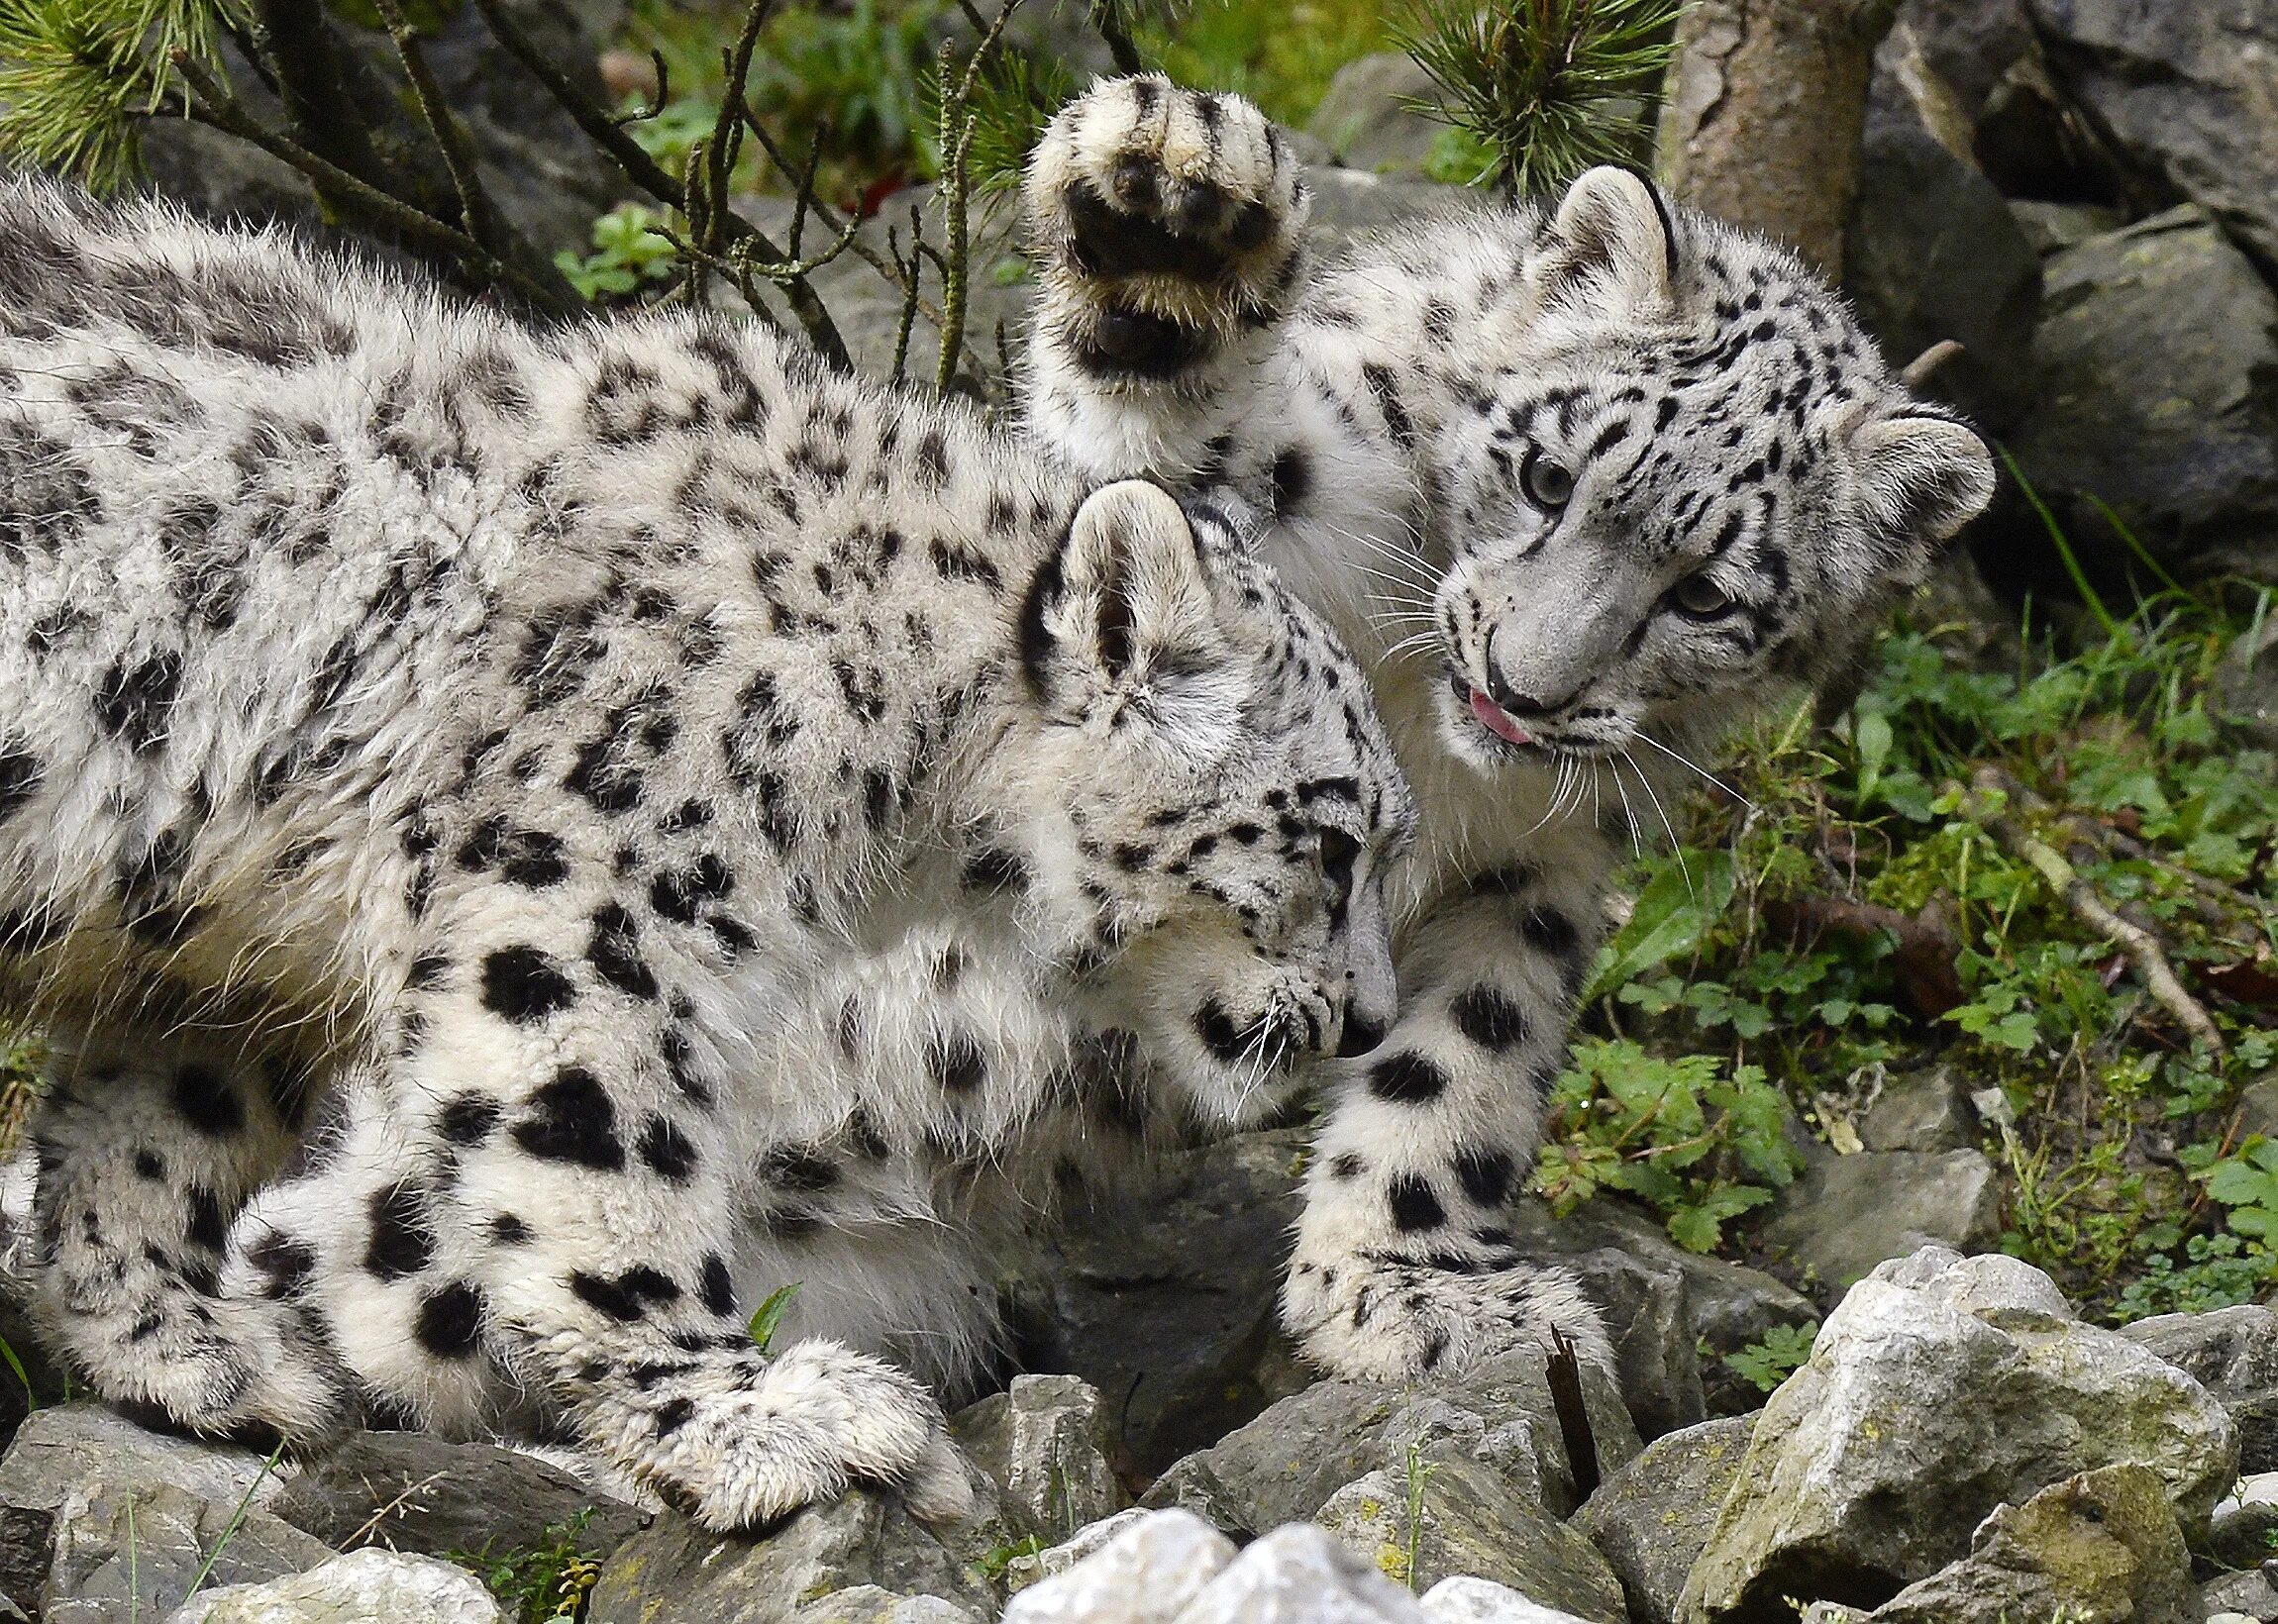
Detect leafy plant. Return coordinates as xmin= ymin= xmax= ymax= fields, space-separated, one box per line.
xmin=748 ymin=1281 xmax=800 ymax=1352
xmin=554 ymin=204 xmax=679 ymax=301
xmin=452 ymin=1509 xmax=604 ymax=1624
xmin=1721 ymin=1322 xmax=1818 ymax=1394
xmin=1396 ymin=0 xmax=1681 ymax=197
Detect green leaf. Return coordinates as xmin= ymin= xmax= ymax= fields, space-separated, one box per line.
xmin=1586 ymin=850 xmax=1735 ymax=1001
xmin=748 ymin=1282 xmax=801 ymax=1352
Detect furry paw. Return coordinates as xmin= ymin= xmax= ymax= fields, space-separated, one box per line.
xmin=1026 ymin=74 xmax=1308 ymax=366
xmin=1281 ymin=1244 xmax=1613 ymax=1383
xmin=594 ymin=1338 xmax=973 ymax=1533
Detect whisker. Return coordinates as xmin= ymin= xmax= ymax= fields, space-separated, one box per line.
xmin=1635 ymin=729 xmax=1756 ymax=813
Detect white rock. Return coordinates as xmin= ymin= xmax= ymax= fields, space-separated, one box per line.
xmin=1417 ymin=1575 xmax=1598 ymax=1622
xmin=1000 ymin=1508 xmax=1236 ymax=1624
xmin=164 ymin=1550 xmax=501 ymax=1624
xmin=796 ymin=1586 xmax=984 ymax=1624
xmin=1170 ymin=1524 xmax=1429 ymax=1623
xmin=1002 ymin=1506 xmax=1155 ymax=1593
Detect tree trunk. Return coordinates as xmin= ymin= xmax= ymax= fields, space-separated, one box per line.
xmin=1654 ymin=0 xmax=1900 ymax=277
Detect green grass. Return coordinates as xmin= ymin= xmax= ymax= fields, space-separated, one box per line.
xmin=449 ymin=1510 xmax=605 ymax=1624
xmin=1543 ymin=575 xmax=2278 ymax=1322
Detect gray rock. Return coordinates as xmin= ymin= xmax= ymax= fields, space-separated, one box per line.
xmin=1141 ymin=1345 xmax=1640 ymax=1537
xmin=1417 ymin=1576 xmax=1602 ymax=1623
xmin=1574 ymin=1417 xmax=1753 ymax=1624
xmin=998 ymin=1509 xmax=1235 ymax=1624
xmin=951 ymin=1374 xmax=1124 ymax=1541
xmin=1858 ymin=1065 xmax=1979 ymax=1155
xmin=166 ymin=1548 xmax=505 ymax=1624
xmin=797 ymin=1587 xmax=984 ymax=1624
xmin=1022 ymin=1129 xmax=1316 ymax=1475
xmin=2006 ymin=206 xmax=2278 ymax=588
xmin=1759 ymin=1150 xmax=2002 ymax=1302
xmin=2202 ymin=1566 xmax=2278 ymax=1623
xmin=1306 ymin=53 xmax=1447 ymax=175
xmin=584 ymin=1492 xmax=994 ymax=1624
xmin=0 ymin=1405 xmax=287 ymax=1516
xmin=2122 ymin=1305 xmax=2278 ymax=1472
xmin=1000 ymin=1507 xmax=1152 ymax=1594
xmin=2028 ymin=0 xmax=2278 ymax=278
xmin=1315 ymin=1463 xmax=1625 ymax=1622
xmin=1861 ymin=1465 xmax=2200 ymax=1624
xmin=1169 ymin=1523 xmax=1427 ymax=1623
xmin=270 ymin=1431 xmax=647 ymax=1563
xmin=1678 ymin=1248 xmax=2236 ymax=1622
xmin=1847 ymin=25 xmax=2042 ymax=432
xmin=45 ymin=1481 xmax=334 ymax=1624
xmin=1893 ymin=0 xmax=2034 ymax=117
xmin=2008 ymin=200 xmax=2123 ymax=256
xmin=2206 ymin=1471 xmax=2278 ymax=1569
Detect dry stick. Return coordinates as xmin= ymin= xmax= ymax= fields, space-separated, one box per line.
xmin=1953 ymin=767 xmax=2226 ymax=1054
xmin=465 ymin=0 xmax=854 ymax=371
xmin=1088 ymin=0 xmax=1148 ymax=74
xmin=935 ymin=0 xmax=1024 ymax=393
xmin=167 ymin=54 xmax=576 ymax=317
xmin=369 ymin=0 xmax=496 ymax=251
xmin=1899 ymin=338 xmax=1964 ymax=390
xmin=1984 ymin=765 xmax=2274 ymax=925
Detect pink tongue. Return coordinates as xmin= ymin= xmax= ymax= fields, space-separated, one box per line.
xmin=1470 ymin=688 xmax=1533 ymax=746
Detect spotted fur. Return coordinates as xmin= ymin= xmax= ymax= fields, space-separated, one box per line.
xmin=0 ymin=175 xmax=1413 ymax=1528
xmin=1019 ymin=77 xmax=1997 ymax=1381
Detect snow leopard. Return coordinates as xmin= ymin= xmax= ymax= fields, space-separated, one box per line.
xmin=1005 ymin=76 xmax=2000 ymax=1383
xmin=0 ymin=173 xmax=1415 ymax=1529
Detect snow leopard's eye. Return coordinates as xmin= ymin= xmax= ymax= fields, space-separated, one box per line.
xmin=1519 ymin=445 xmax=1575 ymax=510
xmin=1670 ymin=572 xmax=1736 ymax=618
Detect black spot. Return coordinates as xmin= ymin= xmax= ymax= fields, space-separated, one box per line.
xmin=570 ymin=1266 xmax=681 ymax=1322
xmin=653 ymin=1396 xmax=695 ymax=1437
xmin=406 ymin=951 xmax=449 ymax=990
xmin=364 ymin=1181 xmax=436 ymax=1280
xmin=1193 ymin=1000 xmax=1256 ymax=1064
xmin=1450 ymin=985 xmax=1530 ymax=1052
xmin=1367 ymin=1051 xmax=1449 ymax=1105
xmin=1520 ymin=905 xmax=1581 ymax=960
xmin=1388 ymin=1174 xmax=1446 ymax=1232
xmin=95 ymin=650 xmax=183 ymax=754
xmin=489 ymin=1213 xmax=531 ymax=1246
xmin=134 ymin=1149 xmax=164 ymax=1180
xmin=0 ymin=744 xmax=43 ymax=823
xmin=436 ymin=1093 xmax=499 ymax=1147
xmin=512 ymin=1066 xmax=625 ymax=1170
xmin=184 ymin=1185 xmax=228 ymax=1252
xmin=586 ymin=903 xmax=659 ymax=1000
xmin=760 ymin=1146 xmax=840 ymax=1190
xmin=699 ymin=1254 xmax=735 ymax=1316
xmin=1269 ymin=447 xmax=1312 ymax=516
xmin=1452 ymin=1146 xmax=1515 ymax=1208
xmin=248 ymin=1230 xmax=314 ymax=1299
xmin=479 ymin=946 xmax=576 ymax=1024
xmin=928 ymin=1032 xmax=986 ymax=1094
xmin=1330 ymin=1153 xmax=1365 ymax=1179
xmin=638 ymin=1116 xmax=699 ymax=1182
xmin=413 ymin=1281 xmax=485 ymax=1358
xmin=961 ymin=847 xmax=1029 ymax=894
xmin=171 ymin=1065 xmax=244 ymax=1137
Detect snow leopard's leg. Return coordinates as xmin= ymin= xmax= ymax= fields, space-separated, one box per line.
xmin=25 ymin=1031 xmax=346 ymax=1443
xmin=1282 ymin=863 xmax=1616 ymax=1380
xmin=221 ymin=915 xmax=967 ymax=1533
xmin=1022 ymin=74 xmax=1309 ymax=480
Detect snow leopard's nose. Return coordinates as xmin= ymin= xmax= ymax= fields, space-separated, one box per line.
xmin=1484 ymin=625 xmax=1586 ymax=719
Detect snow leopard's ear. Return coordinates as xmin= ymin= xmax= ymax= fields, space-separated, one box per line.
xmin=1533 ymin=166 xmax=1676 ymax=320
xmin=1853 ymin=411 xmax=1998 ymax=554
xmin=1021 ymin=479 xmax=1219 ymax=710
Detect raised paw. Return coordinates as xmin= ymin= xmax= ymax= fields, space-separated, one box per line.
xmin=1281 ymin=1245 xmax=1614 ymax=1383
xmin=1026 ymin=73 xmax=1309 ymax=371
xmin=593 ymin=1338 xmax=973 ymax=1534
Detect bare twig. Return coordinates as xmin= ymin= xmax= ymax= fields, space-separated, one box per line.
xmin=888 ymin=208 xmax=924 ymax=386
xmin=1088 ymin=0 xmax=1148 ymax=75
xmin=935 ymin=0 xmax=1025 ymax=393
xmin=1545 ymin=1326 xmax=1601 ymax=1502
xmin=1900 ymin=339 xmax=1964 ymax=390
xmin=1954 ymin=767 xmax=2226 ymax=1054
xmin=1981 ymin=765 xmax=2274 ymax=928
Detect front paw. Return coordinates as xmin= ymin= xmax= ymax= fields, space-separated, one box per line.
xmin=603 ymin=1339 xmax=973 ymax=1533
xmin=1282 ymin=1245 xmax=1612 ymax=1383
xmin=1026 ymin=74 xmax=1307 ymax=356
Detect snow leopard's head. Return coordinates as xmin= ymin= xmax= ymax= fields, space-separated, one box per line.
xmin=1422 ymin=167 xmax=1996 ymax=772
xmin=1006 ymin=481 xmax=1414 ymax=1120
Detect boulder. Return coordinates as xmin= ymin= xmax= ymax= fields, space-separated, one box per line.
xmin=1847 ymin=25 xmax=2042 ymax=432
xmin=1860 ymin=1465 xmax=2200 ymax=1624
xmin=1574 ymin=1417 xmax=1753 ymax=1624
xmin=0 ymin=1405 xmax=287 ymax=1517
xmin=1164 ymin=1523 xmax=1428 ymax=1623
xmin=165 ymin=1548 xmax=504 ymax=1624
xmin=1857 ymin=1065 xmax=1979 ymax=1155
xmin=2028 ymin=0 xmax=2278 ymax=277
xmin=2009 ymin=200 xmax=2123 ymax=256
xmin=1306 ymin=53 xmax=1447 ymax=175
xmin=1140 ymin=1344 xmax=1640 ymax=1538
xmin=999 ymin=1507 xmax=1153 ymax=1594
xmin=2202 ymin=1566 xmax=2278 ymax=1622
xmin=1758 ymin=1150 xmax=2002 ymax=1303
xmin=951 ymin=1375 xmax=1124 ymax=1541
xmin=798 ymin=1589 xmax=984 ymax=1624
xmin=1678 ymin=1248 xmax=2236 ymax=1622
xmin=1416 ymin=1577 xmax=1604 ymax=1623
xmin=270 ymin=1431 xmax=648 ymax=1563
xmin=1315 ymin=1462 xmax=1625 ymax=1621
xmin=2206 ymin=1471 xmax=2278 ymax=1569
xmin=998 ymin=1508 xmax=1235 ymax=1624
xmin=2005 ymin=206 xmax=2278 ymax=589
xmin=1891 ymin=0 xmax=2034 ymax=118
xmin=2122 ymin=1305 xmax=2278 ymax=1472
xmin=584 ymin=1491 xmax=995 ymax=1624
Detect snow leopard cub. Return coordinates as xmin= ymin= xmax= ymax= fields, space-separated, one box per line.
xmin=1017 ymin=77 xmax=1999 ymax=1382
xmin=0 ymin=175 xmax=1412 ymax=1529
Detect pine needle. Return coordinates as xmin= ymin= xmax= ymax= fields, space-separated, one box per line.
xmin=0 ymin=0 xmax=246 ymax=191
